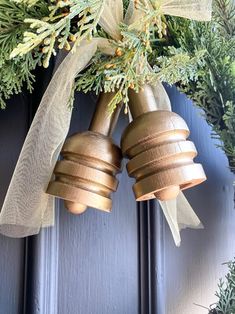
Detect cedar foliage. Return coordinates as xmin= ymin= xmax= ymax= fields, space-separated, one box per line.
xmin=164 ymin=0 xmax=235 ymax=172
xmin=0 ymin=0 xmax=48 ymax=108
xmin=0 ymin=0 xmax=234 ymax=173
xmin=209 ymin=260 xmax=235 ymax=314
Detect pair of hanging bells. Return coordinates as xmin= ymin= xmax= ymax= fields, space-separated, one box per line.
xmin=47 ymin=85 xmax=206 ymax=214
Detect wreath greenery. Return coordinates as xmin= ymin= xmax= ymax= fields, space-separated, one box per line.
xmin=168 ymin=1 xmax=235 ymax=173
xmin=0 ymin=0 xmax=234 ymax=173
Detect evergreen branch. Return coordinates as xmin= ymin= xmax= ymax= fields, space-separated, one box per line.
xmin=75 ymin=32 xmax=202 ymax=113
xmin=12 ymin=0 xmax=39 ymax=6
xmin=159 ymin=0 xmax=235 ymax=172
xmin=213 ymin=0 xmax=235 ymax=37
xmin=10 ymin=0 xmax=105 ymax=67
xmin=154 ymin=47 xmax=206 ymax=85
xmin=0 ymin=0 xmax=47 ymax=108
xmin=209 ymin=260 xmax=235 ymax=314
xmin=75 ymin=22 xmax=160 ymax=112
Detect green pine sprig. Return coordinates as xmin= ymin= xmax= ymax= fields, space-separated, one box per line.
xmin=0 ymin=0 xmax=49 ymax=108
xmin=75 ymin=18 xmax=203 ymax=112
xmin=159 ymin=0 xmax=235 ymax=172
xmin=10 ymin=0 xmax=105 ymax=68
xmin=209 ymin=260 xmax=235 ymax=314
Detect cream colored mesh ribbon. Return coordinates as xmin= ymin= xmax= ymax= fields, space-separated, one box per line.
xmin=0 ymin=0 xmax=211 ymax=243
xmin=159 ymin=0 xmax=212 ymax=20
xmin=126 ymin=0 xmax=212 ymax=26
xmin=0 ymin=41 xmax=98 ymax=237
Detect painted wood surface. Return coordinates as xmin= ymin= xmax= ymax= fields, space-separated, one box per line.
xmin=0 ymin=77 xmax=235 ymax=314
xmin=0 ymin=95 xmax=27 ymax=314
xmin=160 ymin=86 xmax=235 ymax=314
xmin=53 ymin=87 xmax=235 ymax=314
xmin=0 ymin=65 xmax=54 ymax=314
xmin=56 ymin=92 xmax=139 ymax=314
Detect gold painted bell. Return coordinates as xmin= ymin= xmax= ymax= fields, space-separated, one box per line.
xmin=47 ymin=92 xmax=122 ymax=214
xmin=121 ymin=85 xmax=206 ymax=202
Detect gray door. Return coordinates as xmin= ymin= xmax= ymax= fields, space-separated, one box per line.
xmin=162 ymin=86 xmax=235 ymax=314
xmin=0 ymin=69 xmax=234 ymax=314
xmin=0 ymin=94 xmax=26 ymax=314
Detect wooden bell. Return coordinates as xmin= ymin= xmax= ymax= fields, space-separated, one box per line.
xmin=121 ymin=85 xmax=206 ymax=201
xmin=47 ymin=93 xmax=122 ymax=214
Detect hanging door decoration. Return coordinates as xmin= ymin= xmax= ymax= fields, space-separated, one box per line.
xmin=0 ymin=0 xmax=212 ymax=246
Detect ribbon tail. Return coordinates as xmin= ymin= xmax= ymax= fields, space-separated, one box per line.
xmin=125 ymin=0 xmax=144 ymax=25
xmin=176 ymin=191 xmax=203 ymax=230
xmin=159 ymin=192 xmax=203 ymax=246
xmin=161 ymin=0 xmax=212 ymax=21
xmin=159 ymin=198 xmax=182 ymax=247
xmin=99 ymin=0 xmax=123 ymax=40
xmin=0 ymin=40 xmax=98 ymax=238
xmin=96 ymin=38 xmax=116 ymax=56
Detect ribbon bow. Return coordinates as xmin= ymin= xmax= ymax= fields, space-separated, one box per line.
xmin=0 ymin=0 xmax=211 ymax=245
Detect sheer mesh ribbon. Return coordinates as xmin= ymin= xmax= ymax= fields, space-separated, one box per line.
xmin=0 ymin=0 xmax=211 ymax=243
xmin=160 ymin=0 xmax=212 ymax=21
xmin=0 ymin=41 xmax=98 ymax=237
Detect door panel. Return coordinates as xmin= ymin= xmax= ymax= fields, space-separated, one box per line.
xmin=1 ymin=74 xmax=234 ymax=314
xmin=57 ymin=93 xmax=139 ymax=314
xmin=0 ymin=66 xmax=54 ymax=314
xmin=159 ymin=86 xmax=235 ymax=314
xmin=0 ymin=95 xmax=28 ymax=314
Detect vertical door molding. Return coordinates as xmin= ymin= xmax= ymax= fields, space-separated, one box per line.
xmin=23 ymin=202 xmax=60 ymax=314
xmin=22 ymin=62 xmax=60 ymax=314
xmin=138 ymin=200 xmax=166 ymax=314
